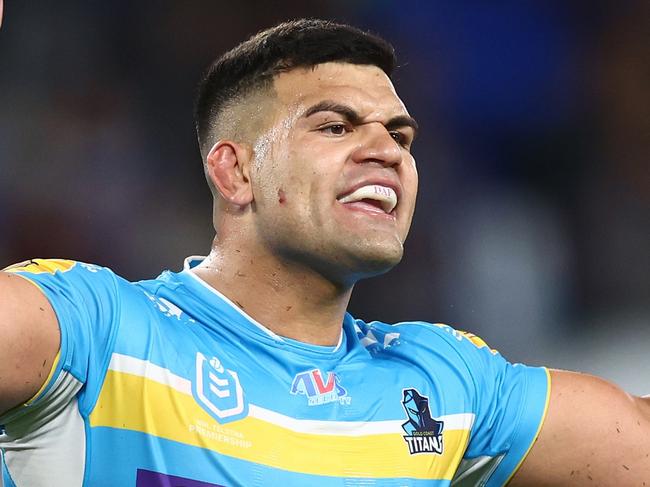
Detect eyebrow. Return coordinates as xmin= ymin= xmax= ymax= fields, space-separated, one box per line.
xmin=302 ymin=100 xmax=419 ymax=139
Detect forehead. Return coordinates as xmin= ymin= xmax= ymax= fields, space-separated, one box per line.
xmin=272 ymin=62 xmax=410 ymax=119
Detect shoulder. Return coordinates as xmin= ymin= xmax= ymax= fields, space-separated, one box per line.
xmin=4 ymin=258 xmax=118 ymax=282
xmin=4 ymin=258 xmax=147 ymax=290
xmin=2 ymin=258 xmax=151 ymax=314
xmin=352 ymin=318 xmax=509 ymax=389
xmin=354 ymin=318 xmax=496 ymax=357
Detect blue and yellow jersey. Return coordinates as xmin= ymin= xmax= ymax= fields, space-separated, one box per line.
xmin=0 ymin=258 xmax=550 ymax=486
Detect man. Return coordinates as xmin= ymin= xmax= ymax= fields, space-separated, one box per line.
xmin=0 ymin=18 xmax=648 ymax=487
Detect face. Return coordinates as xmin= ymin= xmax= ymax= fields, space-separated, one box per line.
xmin=249 ymin=62 xmax=419 ymax=284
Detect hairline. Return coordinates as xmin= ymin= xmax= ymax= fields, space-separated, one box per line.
xmin=202 ymin=60 xmax=393 ymax=160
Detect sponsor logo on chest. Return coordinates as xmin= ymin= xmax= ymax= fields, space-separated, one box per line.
xmin=290 ymin=369 xmax=351 ymax=406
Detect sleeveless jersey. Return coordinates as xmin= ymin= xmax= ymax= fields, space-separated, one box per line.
xmin=0 ymin=258 xmax=549 ymax=486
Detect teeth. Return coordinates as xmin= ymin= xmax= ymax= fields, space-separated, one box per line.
xmin=337 ymin=185 xmax=398 ymax=213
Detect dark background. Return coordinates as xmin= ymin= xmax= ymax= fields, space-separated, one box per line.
xmin=1 ymin=1 xmax=648 ymax=392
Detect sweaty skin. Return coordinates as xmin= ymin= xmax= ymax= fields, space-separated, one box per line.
xmin=197 ymin=62 xmax=417 ymax=346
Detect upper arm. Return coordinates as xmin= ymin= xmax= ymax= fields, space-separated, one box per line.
xmin=509 ymin=369 xmax=650 ymax=486
xmin=0 ymin=271 xmax=60 ymax=416
xmin=0 ymin=259 xmax=123 ymax=422
xmin=429 ymin=325 xmax=549 ymax=486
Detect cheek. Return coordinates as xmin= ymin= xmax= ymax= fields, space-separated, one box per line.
xmin=403 ymin=161 xmax=419 ymax=205
xmin=266 ymin=174 xmax=310 ymax=214
xmin=267 ymin=140 xmax=343 ymax=213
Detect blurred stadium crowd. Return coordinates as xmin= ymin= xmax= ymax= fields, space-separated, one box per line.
xmin=0 ymin=1 xmax=648 ymax=391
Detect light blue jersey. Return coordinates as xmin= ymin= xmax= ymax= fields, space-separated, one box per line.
xmin=0 ymin=258 xmax=549 ymax=486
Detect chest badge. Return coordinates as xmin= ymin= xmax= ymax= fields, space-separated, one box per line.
xmin=290 ymin=369 xmax=351 ymax=406
xmin=401 ymin=388 xmax=444 ymax=455
xmin=193 ymin=352 xmax=246 ymax=422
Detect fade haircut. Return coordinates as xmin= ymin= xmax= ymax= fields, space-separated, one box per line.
xmin=193 ymin=18 xmax=397 ymax=159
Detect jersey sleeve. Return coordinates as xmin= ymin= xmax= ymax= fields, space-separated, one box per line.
xmin=442 ymin=327 xmax=550 ymax=487
xmin=2 ymin=259 xmax=121 ymax=420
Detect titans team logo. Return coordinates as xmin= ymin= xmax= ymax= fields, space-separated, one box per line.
xmin=290 ymin=369 xmax=350 ymax=406
xmin=401 ymin=388 xmax=444 ymax=455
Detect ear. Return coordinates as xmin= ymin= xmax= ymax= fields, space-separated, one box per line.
xmin=205 ymin=141 xmax=254 ymax=206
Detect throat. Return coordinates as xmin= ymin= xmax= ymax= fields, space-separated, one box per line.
xmin=192 ymin=252 xmax=353 ymax=347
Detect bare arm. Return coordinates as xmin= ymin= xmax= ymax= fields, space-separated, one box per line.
xmin=0 ymin=271 xmax=60 ymax=416
xmin=510 ymin=369 xmax=650 ymax=486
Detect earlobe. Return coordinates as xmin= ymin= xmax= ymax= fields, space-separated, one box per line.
xmin=206 ymin=141 xmax=254 ymax=207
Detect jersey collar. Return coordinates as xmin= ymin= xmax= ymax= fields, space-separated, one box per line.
xmin=178 ymin=256 xmax=346 ymax=354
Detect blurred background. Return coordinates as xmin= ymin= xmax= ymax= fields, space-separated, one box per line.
xmin=0 ymin=1 xmax=648 ymax=393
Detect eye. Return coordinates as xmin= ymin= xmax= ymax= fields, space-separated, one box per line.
xmin=319 ymin=123 xmax=350 ymax=136
xmin=389 ymin=131 xmax=411 ymax=149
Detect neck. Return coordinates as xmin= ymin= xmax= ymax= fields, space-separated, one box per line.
xmin=192 ymin=238 xmax=354 ymax=347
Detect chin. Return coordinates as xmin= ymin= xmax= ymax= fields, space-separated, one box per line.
xmin=346 ymin=239 xmax=404 ymax=280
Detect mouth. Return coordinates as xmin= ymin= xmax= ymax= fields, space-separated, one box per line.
xmin=336 ymin=184 xmax=398 ymax=217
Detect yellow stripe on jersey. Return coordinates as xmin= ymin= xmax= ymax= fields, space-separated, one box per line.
xmin=431 ymin=324 xmax=499 ymax=354
xmin=457 ymin=331 xmax=489 ymax=349
xmin=457 ymin=331 xmax=499 ymax=354
xmin=3 ymin=258 xmax=76 ymax=274
xmin=90 ymin=370 xmax=471 ymax=480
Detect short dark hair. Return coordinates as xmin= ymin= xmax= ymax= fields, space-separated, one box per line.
xmin=193 ymin=18 xmax=397 ymax=157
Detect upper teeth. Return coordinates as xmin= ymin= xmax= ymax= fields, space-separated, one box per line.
xmin=337 ymin=185 xmax=398 ymax=213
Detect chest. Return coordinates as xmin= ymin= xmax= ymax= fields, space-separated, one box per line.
xmin=85 ymin=323 xmax=473 ymax=485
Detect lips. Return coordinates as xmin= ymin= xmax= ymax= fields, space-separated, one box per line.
xmin=337 ymin=184 xmax=398 ymax=214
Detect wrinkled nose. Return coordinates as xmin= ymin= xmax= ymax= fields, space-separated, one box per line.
xmin=351 ymin=123 xmax=403 ymax=168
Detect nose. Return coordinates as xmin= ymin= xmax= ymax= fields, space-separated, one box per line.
xmin=351 ymin=123 xmax=403 ymax=168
